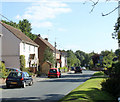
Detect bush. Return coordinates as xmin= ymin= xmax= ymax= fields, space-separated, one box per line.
xmin=23 ymin=67 xmax=35 ymax=76
xmin=20 ymin=55 xmax=26 ymax=71
xmin=59 ymin=67 xmax=68 ymax=72
xmin=0 ymin=61 xmax=8 ymax=78
xmin=101 ymin=78 xmax=120 ymax=97
xmin=93 ymin=71 xmax=105 ymax=76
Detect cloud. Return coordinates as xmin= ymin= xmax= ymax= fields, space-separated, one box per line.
xmin=15 ymin=0 xmax=72 ymax=28
xmin=32 ymin=21 xmax=53 ymax=28
xmin=57 ymin=28 xmax=67 ymax=32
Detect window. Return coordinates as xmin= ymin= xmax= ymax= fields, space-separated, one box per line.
xmin=29 ymin=46 xmax=31 ymax=51
xmin=34 ymin=46 xmax=35 ymax=52
xmin=23 ymin=43 xmax=25 ymax=51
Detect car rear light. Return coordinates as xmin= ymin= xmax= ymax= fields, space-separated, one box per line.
xmin=20 ymin=78 xmax=24 ymax=81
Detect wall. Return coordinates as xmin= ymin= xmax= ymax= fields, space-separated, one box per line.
xmin=61 ymin=56 xmax=66 ymax=67
xmin=0 ymin=24 xmax=21 ymax=68
xmin=34 ymin=37 xmax=47 ymax=65
xmin=0 ymin=34 xmax=2 ymax=61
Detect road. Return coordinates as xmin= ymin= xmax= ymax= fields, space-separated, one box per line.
xmin=0 ymin=70 xmax=95 ymax=102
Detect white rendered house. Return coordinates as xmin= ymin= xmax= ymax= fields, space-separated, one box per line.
xmin=0 ymin=22 xmax=39 ymax=69
xmin=0 ymin=33 xmax=2 ymax=61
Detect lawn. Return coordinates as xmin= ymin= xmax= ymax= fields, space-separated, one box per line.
xmin=60 ymin=72 xmax=116 ymax=102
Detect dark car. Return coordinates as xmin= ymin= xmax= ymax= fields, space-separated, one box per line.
xmin=71 ymin=67 xmax=75 ymax=71
xmin=75 ymin=67 xmax=82 ymax=73
xmin=6 ymin=71 xmax=33 ymax=88
xmin=48 ymin=68 xmax=61 ymax=78
xmin=6 ymin=67 xmax=21 ymax=72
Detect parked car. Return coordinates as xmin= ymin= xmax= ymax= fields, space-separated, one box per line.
xmin=6 ymin=67 xmax=21 ymax=72
xmin=48 ymin=68 xmax=61 ymax=78
xmin=81 ymin=67 xmax=86 ymax=70
xmin=71 ymin=67 xmax=75 ymax=71
xmin=6 ymin=71 xmax=33 ymax=88
xmin=74 ymin=67 xmax=82 ymax=73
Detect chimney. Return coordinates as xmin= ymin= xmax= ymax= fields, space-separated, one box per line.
xmin=44 ymin=38 xmax=48 ymax=41
xmin=38 ymin=34 xmax=41 ymax=37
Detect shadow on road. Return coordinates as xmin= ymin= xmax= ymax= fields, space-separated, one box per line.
xmin=1 ymin=94 xmax=64 ymax=102
xmin=38 ymin=73 xmax=92 ymax=83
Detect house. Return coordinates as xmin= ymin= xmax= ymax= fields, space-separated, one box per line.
xmin=34 ymin=35 xmax=61 ymax=72
xmin=0 ymin=22 xmax=39 ymax=71
xmin=0 ymin=33 xmax=2 ymax=61
xmin=60 ymin=51 xmax=67 ymax=68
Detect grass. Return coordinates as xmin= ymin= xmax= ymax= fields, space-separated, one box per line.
xmin=59 ymin=72 xmax=116 ymax=102
xmin=92 ymin=71 xmax=105 ymax=76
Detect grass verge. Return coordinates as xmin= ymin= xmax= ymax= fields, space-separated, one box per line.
xmin=59 ymin=72 xmax=116 ymax=102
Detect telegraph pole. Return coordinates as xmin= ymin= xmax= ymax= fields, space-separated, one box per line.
xmin=55 ymin=41 xmax=57 ymax=68
xmin=118 ymin=1 xmax=120 ymax=49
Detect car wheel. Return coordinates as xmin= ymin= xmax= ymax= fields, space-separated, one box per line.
xmin=57 ymin=75 xmax=59 ymax=78
xmin=6 ymin=84 xmax=10 ymax=88
xmin=22 ymin=82 xmax=26 ymax=88
xmin=29 ymin=81 xmax=33 ymax=86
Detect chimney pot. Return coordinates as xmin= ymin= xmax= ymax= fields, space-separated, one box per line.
xmin=45 ymin=38 xmax=48 ymax=41
xmin=38 ymin=34 xmax=41 ymax=37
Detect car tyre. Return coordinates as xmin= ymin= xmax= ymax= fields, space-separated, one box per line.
xmin=6 ymin=84 xmax=10 ymax=88
xmin=29 ymin=81 xmax=33 ymax=86
xmin=57 ymin=75 xmax=59 ymax=78
xmin=22 ymin=82 xmax=26 ymax=88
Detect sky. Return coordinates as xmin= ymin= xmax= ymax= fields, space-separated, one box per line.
xmin=0 ymin=0 xmax=119 ymax=53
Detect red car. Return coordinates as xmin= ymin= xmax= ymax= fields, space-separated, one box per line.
xmin=48 ymin=68 xmax=61 ymax=78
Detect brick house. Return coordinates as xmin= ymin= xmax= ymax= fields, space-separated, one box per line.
xmin=34 ymin=35 xmax=61 ymax=73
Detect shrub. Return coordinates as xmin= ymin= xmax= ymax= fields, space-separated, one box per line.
xmin=59 ymin=67 xmax=68 ymax=72
xmin=0 ymin=61 xmax=8 ymax=78
xmin=20 ymin=55 xmax=26 ymax=71
xmin=93 ymin=71 xmax=105 ymax=76
xmin=101 ymin=78 xmax=120 ymax=97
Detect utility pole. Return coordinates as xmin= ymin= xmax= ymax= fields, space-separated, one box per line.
xmin=118 ymin=1 xmax=120 ymax=49
xmin=55 ymin=41 xmax=57 ymax=68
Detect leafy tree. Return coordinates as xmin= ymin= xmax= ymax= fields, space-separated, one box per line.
xmin=1 ymin=20 xmax=19 ymax=29
xmin=43 ymin=47 xmax=55 ymax=67
xmin=67 ymin=50 xmax=80 ymax=67
xmin=101 ymin=50 xmax=116 ymax=68
xmin=0 ymin=61 xmax=7 ymax=78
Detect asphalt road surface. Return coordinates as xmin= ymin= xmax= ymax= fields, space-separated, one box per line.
xmin=0 ymin=70 xmax=95 ymax=102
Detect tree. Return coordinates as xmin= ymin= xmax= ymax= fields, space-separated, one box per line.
xmin=67 ymin=50 xmax=80 ymax=67
xmin=0 ymin=61 xmax=7 ymax=78
xmin=43 ymin=47 xmax=55 ymax=67
xmin=19 ymin=19 xmax=32 ymax=36
xmin=86 ymin=0 xmax=119 ymax=16
xmin=1 ymin=20 xmax=19 ymax=29
xmin=101 ymin=50 xmax=116 ymax=68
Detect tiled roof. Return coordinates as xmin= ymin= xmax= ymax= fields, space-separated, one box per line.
xmin=0 ymin=22 xmax=38 ymax=46
xmin=36 ymin=36 xmax=60 ymax=53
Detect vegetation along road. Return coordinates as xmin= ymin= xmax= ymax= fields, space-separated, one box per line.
xmin=0 ymin=70 xmax=95 ymax=102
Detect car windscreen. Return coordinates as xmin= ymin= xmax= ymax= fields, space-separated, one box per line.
xmin=49 ymin=69 xmax=57 ymax=73
xmin=76 ymin=67 xmax=80 ymax=70
xmin=8 ymin=72 xmax=22 ymax=78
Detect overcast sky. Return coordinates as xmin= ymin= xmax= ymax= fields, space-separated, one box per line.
xmin=0 ymin=0 xmax=119 ymax=53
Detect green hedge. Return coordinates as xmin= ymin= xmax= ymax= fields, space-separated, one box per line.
xmin=0 ymin=61 xmax=8 ymax=78
xmin=59 ymin=67 xmax=68 ymax=72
